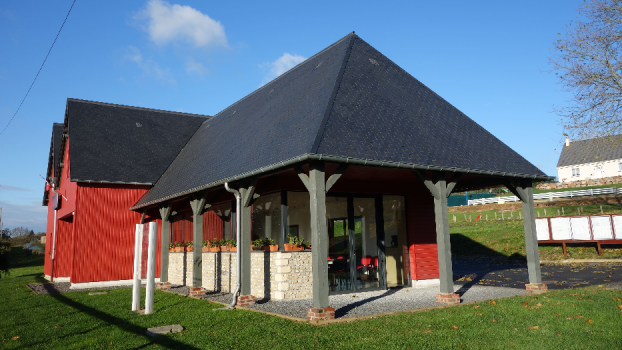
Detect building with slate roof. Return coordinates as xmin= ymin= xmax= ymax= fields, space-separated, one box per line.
xmin=44 ymin=33 xmax=552 ymax=318
xmin=557 ymin=135 xmax=622 ymax=182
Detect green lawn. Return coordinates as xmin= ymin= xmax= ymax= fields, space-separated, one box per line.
xmin=1 ymin=248 xmax=622 ymax=349
xmin=494 ymin=183 xmax=622 ymax=197
xmin=450 ymin=203 xmax=622 ymax=260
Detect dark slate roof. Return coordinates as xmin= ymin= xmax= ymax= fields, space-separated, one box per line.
xmin=134 ymin=33 xmax=548 ymax=209
xmin=42 ymin=123 xmax=65 ymax=205
xmin=65 ymin=99 xmax=209 ymax=184
xmin=557 ymin=135 xmax=622 ymax=167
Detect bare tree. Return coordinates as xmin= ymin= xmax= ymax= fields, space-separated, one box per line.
xmin=551 ymin=0 xmax=622 ymax=141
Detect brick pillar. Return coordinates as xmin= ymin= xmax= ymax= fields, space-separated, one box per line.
xmin=237 ymin=295 xmax=258 ymax=307
xmin=307 ymin=307 xmax=335 ymax=322
xmin=189 ymin=287 xmax=206 ymax=297
xmin=156 ymin=282 xmax=171 ymax=290
xmin=436 ymin=293 xmax=460 ymax=305
xmin=526 ymin=283 xmax=548 ymax=294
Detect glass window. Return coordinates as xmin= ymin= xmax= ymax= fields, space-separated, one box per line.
xmin=251 ymin=192 xmax=282 ymax=245
xmin=619 ymin=163 xmax=622 ymax=171
xmin=287 ymin=192 xmax=311 ymax=243
xmin=383 ymin=196 xmax=408 ymax=287
xmin=572 ymin=168 xmax=580 ymax=177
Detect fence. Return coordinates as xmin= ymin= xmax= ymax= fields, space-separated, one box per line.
xmin=467 ymin=187 xmax=620 ymax=206
xmin=535 ymin=214 xmax=622 ymax=257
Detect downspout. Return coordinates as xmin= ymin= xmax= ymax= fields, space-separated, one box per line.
xmin=51 ymin=207 xmax=57 ymax=282
xmin=215 ymin=182 xmax=241 ymax=310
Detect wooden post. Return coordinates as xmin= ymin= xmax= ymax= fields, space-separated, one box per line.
xmin=600 ymin=205 xmax=604 ymax=214
xmin=309 ymin=162 xmax=330 ymax=308
xmin=159 ymin=205 xmax=172 ymax=284
xmin=190 ymin=194 xmax=207 ymax=290
xmin=562 ymin=207 xmax=565 ymax=215
xmin=239 ymin=182 xmax=257 ymax=297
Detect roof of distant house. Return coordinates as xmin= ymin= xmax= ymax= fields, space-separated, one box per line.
xmin=133 ymin=33 xmax=548 ymax=209
xmin=557 ymin=135 xmax=622 ymax=167
xmin=63 ymin=98 xmax=209 ymax=184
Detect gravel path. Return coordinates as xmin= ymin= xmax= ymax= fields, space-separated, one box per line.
xmin=195 ymin=284 xmax=529 ymax=319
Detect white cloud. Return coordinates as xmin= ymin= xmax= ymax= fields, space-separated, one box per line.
xmin=185 ymin=57 xmax=208 ymax=76
xmin=260 ymin=53 xmax=306 ymax=86
xmin=0 ymin=200 xmax=47 ymax=233
xmin=0 ymin=184 xmax=31 ymax=192
xmin=124 ymin=46 xmax=176 ymax=85
xmin=139 ymin=0 xmax=227 ymax=48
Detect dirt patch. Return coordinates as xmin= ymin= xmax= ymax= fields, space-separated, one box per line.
xmin=449 ymin=196 xmax=622 ymax=213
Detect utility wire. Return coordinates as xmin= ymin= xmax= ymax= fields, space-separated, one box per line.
xmin=0 ymin=0 xmax=77 ymax=137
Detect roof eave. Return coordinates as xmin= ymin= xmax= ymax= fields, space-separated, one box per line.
xmin=131 ymin=153 xmax=553 ymax=210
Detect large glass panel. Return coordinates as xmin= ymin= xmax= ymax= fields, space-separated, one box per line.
xmin=287 ymin=192 xmax=311 ymax=243
xmin=251 ymin=192 xmax=282 ymax=245
xmin=383 ymin=196 xmax=408 ymax=287
xmin=353 ymin=198 xmax=380 ymax=291
xmin=326 ymin=196 xmax=350 ymax=292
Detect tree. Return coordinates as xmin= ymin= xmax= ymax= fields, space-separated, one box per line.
xmin=550 ymin=0 xmax=622 ymax=141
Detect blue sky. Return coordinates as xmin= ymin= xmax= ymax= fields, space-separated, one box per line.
xmin=0 ymin=0 xmax=583 ymax=232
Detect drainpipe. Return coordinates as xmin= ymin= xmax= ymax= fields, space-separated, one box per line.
xmin=216 ymin=182 xmax=241 ymax=310
xmin=50 ymin=185 xmax=59 ymax=283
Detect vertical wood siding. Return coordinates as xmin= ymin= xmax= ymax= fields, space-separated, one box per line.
xmin=406 ymin=191 xmax=439 ymax=280
xmin=203 ymin=210 xmax=223 ymax=241
xmin=71 ymin=184 xmax=158 ymax=283
xmin=53 ymin=217 xmax=74 ymax=277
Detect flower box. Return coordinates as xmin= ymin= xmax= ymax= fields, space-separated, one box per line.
xmin=202 ymin=246 xmax=209 ymax=252
xmin=221 ymin=245 xmax=230 ymax=252
xmin=251 ymin=246 xmax=264 ymax=251
xmin=174 ymin=247 xmax=183 ymax=252
xmin=229 ymin=247 xmax=237 ymax=252
xmin=284 ymin=244 xmax=304 ymax=251
xmin=209 ymin=246 xmax=220 ymax=252
xmin=264 ymin=244 xmax=278 ymax=252
xmin=186 ymin=246 xmax=193 ymax=252
xmin=168 ymin=248 xmax=175 ymax=252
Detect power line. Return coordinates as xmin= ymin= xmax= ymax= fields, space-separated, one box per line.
xmin=0 ymin=0 xmax=77 ymax=137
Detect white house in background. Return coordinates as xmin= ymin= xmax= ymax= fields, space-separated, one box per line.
xmin=557 ymin=135 xmax=622 ymax=182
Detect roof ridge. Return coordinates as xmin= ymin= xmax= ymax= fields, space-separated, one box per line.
xmin=211 ymin=32 xmax=357 ymax=120
xmin=310 ymin=35 xmax=357 ymax=153
xmin=66 ymin=98 xmax=211 ymax=119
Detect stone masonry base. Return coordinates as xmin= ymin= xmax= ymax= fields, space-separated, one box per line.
xmin=307 ymin=307 xmax=335 ymax=321
xmin=189 ymin=287 xmax=207 ymax=297
xmin=526 ymin=283 xmax=548 ymax=294
xmin=436 ymin=293 xmax=461 ymax=305
xmin=237 ymin=295 xmax=258 ymax=307
xmin=156 ymin=282 xmax=171 ymax=290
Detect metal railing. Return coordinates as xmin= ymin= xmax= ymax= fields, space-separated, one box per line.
xmin=467 ymin=187 xmax=619 ymax=206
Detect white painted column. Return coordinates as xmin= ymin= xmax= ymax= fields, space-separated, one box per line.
xmin=132 ymin=224 xmax=143 ymax=311
xmin=145 ymin=221 xmax=157 ymax=314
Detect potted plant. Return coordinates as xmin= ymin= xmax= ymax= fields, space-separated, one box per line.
xmin=251 ymin=239 xmax=264 ymax=251
xmin=173 ymin=241 xmax=183 ymax=252
xmin=284 ymin=235 xmax=305 ymax=251
xmin=303 ymin=241 xmax=311 ymax=250
xmin=209 ymin=239 xmax=220 ymax=252
xmin=186 ymin=241 xmax=193 ymax=252
xmin=219 ymin=239 xmax=229 ymax=252
xmin=168 ymin=243 xmax=175 ymax=252
xmin=263 ymin=238 xmax=278 ymax=252
xmin=202 ymin=240 xmax=209 ymax=252
xmin=228 ymin=239 xmax=237 ymax=252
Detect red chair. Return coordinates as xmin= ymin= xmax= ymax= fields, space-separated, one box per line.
xmin=372 ymin=256 xmax=378 ymax=268
xmin=361 ymin=255 xmax=372 ymax=266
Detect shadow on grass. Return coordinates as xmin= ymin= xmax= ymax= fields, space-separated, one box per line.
xmin=9 ymin=247 xmax=46 ymax=268
xmin=40 ymin=292 xmax=203 ymax=350
xmin=450 ymin=233 xmax=528 ymax=297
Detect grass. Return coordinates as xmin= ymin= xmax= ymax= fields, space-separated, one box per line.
xmin=494 ymin=183 xmax=622 ymax=197
xmin=450 ymin=203 xmax=622 ymax=260
xmin=1 ymin=248 xmax=621 ymax=349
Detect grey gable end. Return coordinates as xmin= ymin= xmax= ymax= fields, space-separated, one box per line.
xmin=133 ymin=33 xmax=548 ymax=210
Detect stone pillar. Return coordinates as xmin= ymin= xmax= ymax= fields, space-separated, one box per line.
xmin=307 ymin=162 xmax=333 ymax=320
xmin=516 ymin=181 xmax=547 ymax=293
xmin=157 ymin=205 xmax=172 ymax=289
xmin=189 ymin=194 xmax=207 ymax=297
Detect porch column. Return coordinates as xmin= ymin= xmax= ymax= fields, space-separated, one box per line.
xmin=237 ymin=182 xmax=258 ymax=306
xmin=413 ymin=171 xmax=461 ymax=305
xmin=508 ymin=181 xmax=547 ymax=293
xmin=308 ymin=162 xmax=333 ymax=320
xmin=157 ymin=204 xmax=172 ymax=289
xmin=189 ymin=193 xmax=207 ymax=297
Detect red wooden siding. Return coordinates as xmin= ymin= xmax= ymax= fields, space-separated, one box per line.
xmin=57 ymin=140 xmax=77 ymax=219
xmin=44 ymin=197 xmax=55 ymax=276
xmin=203 ymin=210 xmax=223 ymax=241
xmin=406 ymin=191 xmax=439 ymax=280
xmin=52 ymin=216 xmax=74 ymax=278
xmin=171 ymin=212 xmax=193 ymax=243
xmin=71 ymin=184 xmax=156 ymax=283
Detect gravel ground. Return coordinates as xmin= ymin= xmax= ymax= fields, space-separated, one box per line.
xmin=27 ymin=282 xmax=133 ymax=295
xmin=195 ymin=284 xmax=529 ymax=319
